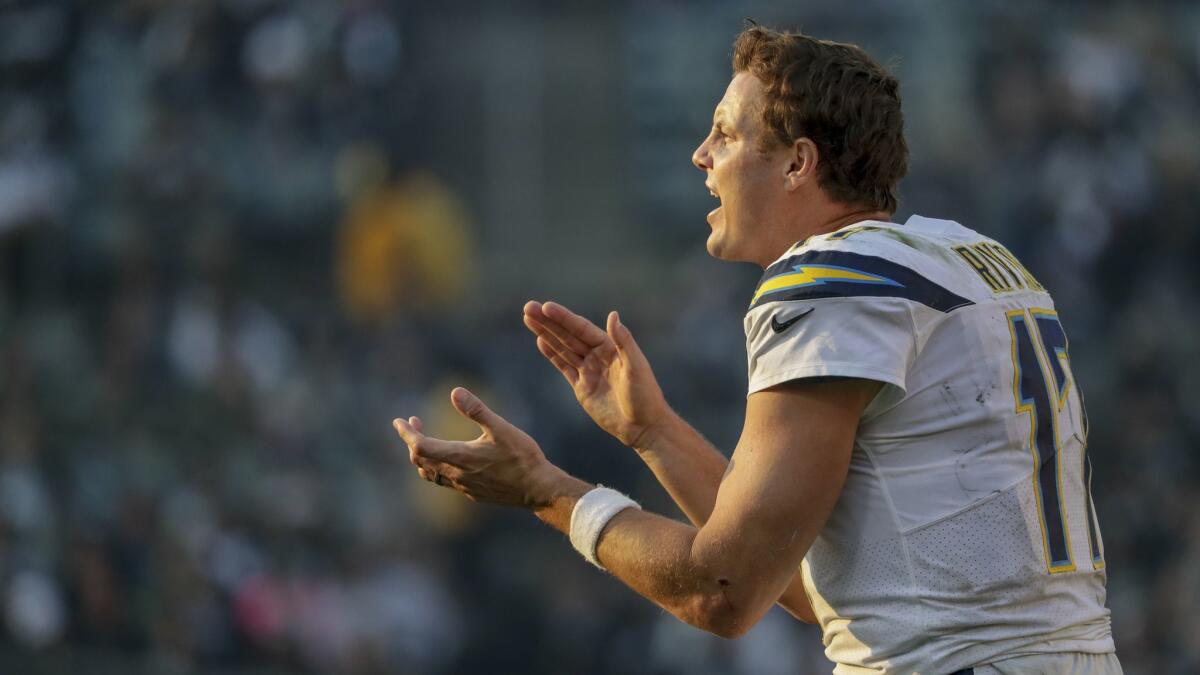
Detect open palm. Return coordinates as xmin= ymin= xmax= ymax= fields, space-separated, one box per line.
xmin=523 ymin=301 xmax=669 ymax=448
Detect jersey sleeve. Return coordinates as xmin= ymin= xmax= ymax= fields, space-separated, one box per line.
xmin=743 ymin=247 xmax=973 ymax=396
xmin=744 ymin=296 xmax=917 ymax=395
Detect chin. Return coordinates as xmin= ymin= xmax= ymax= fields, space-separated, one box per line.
xmin=706 ymin=230 xmax=751 ymax=263
xmin=705 ymin=231 xmax=730 ymax=260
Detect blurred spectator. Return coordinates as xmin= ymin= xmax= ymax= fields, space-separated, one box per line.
xmin=336 ymin=161 xmax=475 ymax=325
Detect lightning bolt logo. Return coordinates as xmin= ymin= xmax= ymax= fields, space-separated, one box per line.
xmin=751 ymin=264 xmax=903 ymax=305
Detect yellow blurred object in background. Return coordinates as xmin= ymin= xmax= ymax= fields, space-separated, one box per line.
xmin=404 ymin=377 xmax=494 ymax=535
xmin=336 ymin=170 xmax=475 ymax=324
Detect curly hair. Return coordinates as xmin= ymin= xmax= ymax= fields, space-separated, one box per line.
xmin=732 ymin=25 xmax=908 ymax=213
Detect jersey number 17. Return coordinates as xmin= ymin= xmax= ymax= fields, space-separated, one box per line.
xmin=1007 ymin=308 xmax=1104 ymax=574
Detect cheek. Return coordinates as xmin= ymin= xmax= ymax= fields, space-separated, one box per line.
xmin=713 ymin=152 xmax=744 ymax=199
xmin=720 ymin=157 xmax=772 ymax=213
xmin=741 ymin=156 xmax=780 ymax=198
xmin=713 ymin=147 xmax=778 ymax=229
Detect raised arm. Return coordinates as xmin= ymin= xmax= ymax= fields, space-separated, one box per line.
xmin=523 ymin=300 xmax=824 ymax=622
xmin=393 ymin=378 xmax=875 ymax=637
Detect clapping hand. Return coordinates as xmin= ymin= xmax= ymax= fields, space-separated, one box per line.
xmin=522 ymin=301 xmax=671 ymax=448
xmin=393 ymin=387 xmax=570 ymax=508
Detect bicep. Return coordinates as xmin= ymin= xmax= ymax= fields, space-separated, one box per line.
xmin=692 ymin=378 xmax=882 ymax=618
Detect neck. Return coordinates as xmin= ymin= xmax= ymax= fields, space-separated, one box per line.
xmin=758 ymin=206 xmax=892 ymax=268
xmin=814 ymin=208 xmax=891 ymax=237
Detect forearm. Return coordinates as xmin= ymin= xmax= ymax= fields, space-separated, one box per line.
xmin=635 ymin=411 xmax=818 ymax=624
xmin=533 ymin=475 xmax=753 ymax=638
xmin=634 ymin=411 xmax=729 ymax=526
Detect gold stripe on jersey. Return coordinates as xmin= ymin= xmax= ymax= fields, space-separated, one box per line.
xmin=750 ymin=266 xmax=897 ymax=305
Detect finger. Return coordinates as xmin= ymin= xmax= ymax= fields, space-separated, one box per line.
xmin=540 ymin=301 xmax=609 ymax=348
xmin=449 ymin=387 xmax=508 ymax=435
xmin=537 ymin=336 xmax=580 ymax=384
xmin=532 ymin=329 xmax=584 ymax=370
xmin=525 ymin=311 xmax=588 ymax=356
xmin=409 ymin=416 xmax=424 ymax=433
xmin=393 ymin=417 xmax=418 ymax=447
xmin=524 ymin=300 xmax=569 ymax=332
xmin=524 ymin=315 xmax=585 ymax=366
xmin=418 ymin=466 xmax=449 ymax=486
xmin=393 ymin=418 xmax=468 ymax=463
xmin=524 ymin=313 xmax=590 ymax=360
xmin=416 ymin=461 xmax=462 ymax=485
xmin=523 ymin=300 xmax=556 ymax=334
xmin=523 ymin=299 xmax=544 ymax=319
xmin=606 ymin=311 xmax=650 ymax=366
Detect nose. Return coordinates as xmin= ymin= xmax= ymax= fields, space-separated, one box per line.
xmin=692 ymin=137 xmax=712 ymax=172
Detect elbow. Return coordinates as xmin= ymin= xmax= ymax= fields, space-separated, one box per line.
xmin=679 ymin=590 xmax=756 ymax=639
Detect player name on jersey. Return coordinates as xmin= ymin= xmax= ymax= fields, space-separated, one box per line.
xmin=953 ymin=241 xmax=1046 ymax=294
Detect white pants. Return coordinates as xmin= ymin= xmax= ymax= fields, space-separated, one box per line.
xmin=974 ymin=652 xmax=1123 ymax=675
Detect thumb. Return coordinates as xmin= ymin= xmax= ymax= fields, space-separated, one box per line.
xmin=607 ymin=311 xmax=648 ymax=362
xmin=451 ymin=387 xmax=505 ymax=433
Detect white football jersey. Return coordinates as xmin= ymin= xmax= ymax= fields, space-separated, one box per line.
xmin=744 ymin=215 xmax=1114 ymax=674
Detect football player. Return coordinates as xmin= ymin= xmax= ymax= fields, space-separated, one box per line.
xmin=392 ymin=25 xmax=1120 ymax=674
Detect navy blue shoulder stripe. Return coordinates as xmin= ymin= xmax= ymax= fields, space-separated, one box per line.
xmin=750 ymin=250 xmax=973 ymax=313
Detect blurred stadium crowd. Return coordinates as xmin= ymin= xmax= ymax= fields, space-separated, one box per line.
xmin=0 ymin=1 xmax=1198 ymax=674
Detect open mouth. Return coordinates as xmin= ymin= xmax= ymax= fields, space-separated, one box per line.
xmin=706 ymin=183 xmax=722 ymax=224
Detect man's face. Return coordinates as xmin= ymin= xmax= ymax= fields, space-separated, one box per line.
xmin=692 ymin=72 xmax=790 ymax=264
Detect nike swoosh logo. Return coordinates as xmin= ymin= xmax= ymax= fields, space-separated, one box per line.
xmin=771 ymin=308 xmax=814 ymax=333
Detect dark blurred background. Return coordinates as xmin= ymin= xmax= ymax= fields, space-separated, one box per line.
xmin=0 ymin=1 xmax=1197 ymax=673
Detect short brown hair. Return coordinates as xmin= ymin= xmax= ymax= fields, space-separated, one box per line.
xmin=733 ymin=25 xmax=907 ymax=213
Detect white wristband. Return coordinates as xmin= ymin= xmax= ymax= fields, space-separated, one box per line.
xmin=569 ymin=485 xmax=641 ymax=569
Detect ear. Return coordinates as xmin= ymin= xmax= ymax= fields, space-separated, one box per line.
xmin=784 ymin=138 xmax=819 ymax=191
